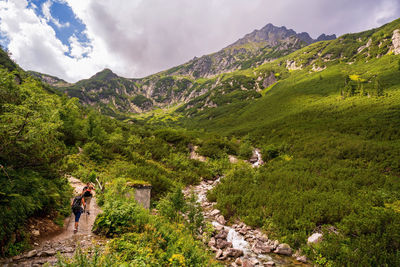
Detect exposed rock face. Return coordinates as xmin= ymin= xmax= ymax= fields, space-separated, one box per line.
xmin=262 ymin=73 xmax=277 ymax=88
xmin=316 ymin=33 xmax=337 ymax=42
xmin=286 ymin=60 xmax=302 ymax=71
xmin=307 ymin=232 xmax=323 ymax=244
xmin=392 ymin=29 xmax=400 ymax=55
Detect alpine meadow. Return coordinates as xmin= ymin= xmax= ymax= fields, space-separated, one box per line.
xmin=0 ymin=2 xmax=400 ymax=266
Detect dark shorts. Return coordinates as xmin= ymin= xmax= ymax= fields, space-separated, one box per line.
xmin=73 ymin=209 xmax=82 ymax=222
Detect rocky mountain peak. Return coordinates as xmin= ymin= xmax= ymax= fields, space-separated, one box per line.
xmin=316 ymin=33 xmax=337 ymax=42
xmin=90 ymin=68 xmax=118 ymax=81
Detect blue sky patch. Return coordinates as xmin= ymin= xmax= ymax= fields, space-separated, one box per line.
xmin=5 ymin=0 xmax=92 ymax=58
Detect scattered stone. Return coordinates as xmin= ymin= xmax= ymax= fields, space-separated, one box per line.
xmin=210 ymin=209 xmax=221 ymax=216
xmin=251 ymin=240 xmax=272 ymax=254
xmin=296 ymin=255 xmax=308 ymax=263
xmin=274 ymin=243 xmax=292 ymax=256
xmin=235 ymin=257 xmax=243 ymax=265
xmin=216 ymin=215 xmax=226 ymax=225
xmin=214 ymin=224 xmax=224 ymax=232
xmin=32 ymin=230 xmax=40 ymax=237
xmin=265 ymin=261 xmax=275 ymax=267
xmin=12 ymin=255 xmax=22 ymax=261
xmin=257 ymin=235 xmax=268 ymax=243
xmin=272 ymin=240 xmax=279 ymax=249
xmin=38 ymin=249 xmax=56 ymax=257
xmin=225 ymin=248 xmax=244 ymax=258
xmin=215 ymin=230 xmax=228 ymax=240
xmin=216 ymin=239 xmax=232 ymax=249
xmin=26 ymin=249 xmax=38 ymax=258
xmin=307 ymin=232 xmax=323 ymax=244
xmin=208 ymin=237 xmax=216 ymax=247
xmin=215 ymin=249 xmax=223 ymax=259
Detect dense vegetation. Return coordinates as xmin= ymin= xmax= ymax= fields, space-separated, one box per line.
xmin=173 ymin=22 xmax=400 ymax=266
xmin=1 ymin=16 xmax=400 ymax=267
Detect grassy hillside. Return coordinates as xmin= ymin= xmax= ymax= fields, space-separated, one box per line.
xmin=167 ymin=20 xmax=400 ymax=266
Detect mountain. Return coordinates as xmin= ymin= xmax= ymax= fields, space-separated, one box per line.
xmin=35 ymin=23 xmax=336 ymax=116
xmin=165 ymin=23 xmax=335 ymax=78
xmin=28 ymin=71 xmax=70 ymax=87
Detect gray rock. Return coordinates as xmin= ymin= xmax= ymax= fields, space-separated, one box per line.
xmin=26 ymin=249 xmax=38 ymax=258
xmin=274 ymin=243 xmax=292 ymax=256
xmin=208 ymin=237 xmax=216 ymax=247
xmin=216 ymin=215 xmax=226 ymax=225
xmin=225 ymin=248 xmax=244 ymax=258
xmin=215 ymin=249 xmax=223 ymax=259
xmin=31 ymin=230 xmax=40 ymax=237
xmin=307 ymin=232 xmax=323 ymax=244
xmin=216 ymin=239 xmax=232 ymax=249
xmin=210 ymin=209 xmax=221 ymax=216
xmin=215 ymin=230 xmax=228 ymax=240
xmin=296 ymin=255 xmax=307 ymax=263
xmin=251 ymin=240 xmax=272 ymax=254
xmin=38 ymin=250 xmax=56 ymax=257
xmin=392 ymin=29 xmax=400 ymax=55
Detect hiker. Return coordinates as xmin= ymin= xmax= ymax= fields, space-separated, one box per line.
xmin=71 ymin=190 xmax=86 ymax=233
xmin=83 ymin=182 xmax=95 ymax=215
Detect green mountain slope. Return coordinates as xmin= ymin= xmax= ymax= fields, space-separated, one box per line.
xmin=171 ymin=18 xmax=400 ymax=266
xmin=36 ymin=23 xmax=335 ymax=116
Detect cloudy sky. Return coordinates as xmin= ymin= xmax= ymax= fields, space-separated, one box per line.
xmin=0 ymin=0 xmax=399 ymax=82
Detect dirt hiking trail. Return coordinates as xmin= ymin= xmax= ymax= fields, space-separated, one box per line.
xmin=3 ymin=176 xmax=104 ymax=266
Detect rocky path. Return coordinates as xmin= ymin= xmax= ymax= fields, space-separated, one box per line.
xmin=2 ymin=176 xmax=104 ymax=266
xmin=184 ymin=150 xmax=309 ymax=267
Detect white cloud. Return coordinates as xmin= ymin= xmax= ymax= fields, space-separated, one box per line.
xmin=0 ymin=0 xmax=399 ymax=82
xmin=42 ymin=0 xmax=70 ymax=28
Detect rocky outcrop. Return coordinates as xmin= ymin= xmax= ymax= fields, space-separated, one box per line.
xmin=286 ymin=60 xmax=302 ymax=71
xmin=307 ymin=232 xmax=323 ymax=244
xmin=391 ymin=29 xmax=400 ymax=55
xmin=262 ymin=73 xmax=277 ymax=88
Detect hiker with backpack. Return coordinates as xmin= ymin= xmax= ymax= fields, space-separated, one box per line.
xmin=83 ymin=183 xmax=95 ymax=215
xmin=71 ymin=189 xmax=86 ymax=233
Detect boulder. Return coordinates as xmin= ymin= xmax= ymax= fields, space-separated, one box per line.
xmin=216 ymin=239 xmax=232 ymax=249
xmin=26 ymin=249 xmax=37 ymax=258
xmin=37 ymin=250 xmax=56 ymax=257
xmin=235 ymin=257 xmax=243 ymax=265
xmin=208 ymin=237 xmax=216 ymax=247
xmin=272 ymin=240 xmax=279 ymax=249
xmin=32 ymin=230 xmax=40 ymax=237
xmin=296 ymin=256 xmax=308 ymax=263
xmin=225 ymin=248 xmax=244 ymax=258
xmin=215 ymin=230 xmax=228 ymax=240
xmin=274 ymin=243 xmax=292 ymax=256
xmin=251 ymin=240 xmax=272 ymax=254
xmin=215 ymin=249 xmax=223 ymax=259
xmin=307 ymin=233 xmax=323 ymax=244
xmin=216 ymin=215 xmax=226 ymax=225
xmin=210 ymin=209 xmax=221 ymax=216
xmin=242 ymin=258 xmax=259 ymax=267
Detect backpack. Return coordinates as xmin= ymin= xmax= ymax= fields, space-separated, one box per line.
xmin=72 ymin=196 xmax=82 ymax=212
xmin=83 ymin=186 xmax=93 ymax=197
